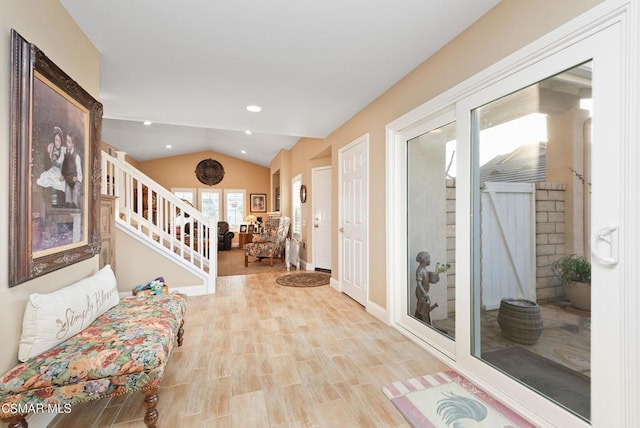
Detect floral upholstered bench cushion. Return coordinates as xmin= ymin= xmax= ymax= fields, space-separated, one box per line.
xmin=0 ymin=293 xmax=186 ymax=414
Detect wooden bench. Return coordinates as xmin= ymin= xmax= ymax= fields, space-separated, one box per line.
xmin=0 ymin=293 xmax=186 ymax=428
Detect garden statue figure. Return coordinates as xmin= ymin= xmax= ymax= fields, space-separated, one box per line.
xmin=415 ymin=251 xmax=440 ymax=324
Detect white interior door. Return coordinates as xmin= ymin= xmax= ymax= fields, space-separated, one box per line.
xmin=339 ymin=135 xmax=368 ymax=305
xmin=312 ymin=166 xmax=332 ymax=271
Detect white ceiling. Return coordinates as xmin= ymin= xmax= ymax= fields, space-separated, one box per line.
xmin=60 ymin=0 xmax=500 ymax=166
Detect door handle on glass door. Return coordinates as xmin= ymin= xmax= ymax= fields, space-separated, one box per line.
xmin=591 ymin=225 xmax=619 ymax=265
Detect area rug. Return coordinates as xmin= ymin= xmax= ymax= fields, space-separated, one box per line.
xmin=382 ymin=370 xmax=535 ymax=428
xmin=483 ymin=346 xmax=590 ymax=420
xmin=276 ymin=272 xmax=330 ymax=287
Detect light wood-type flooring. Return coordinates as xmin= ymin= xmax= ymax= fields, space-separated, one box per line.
xmin=49 ymin=271 xmax=449 ymax=427
xmin=217 ymin=248 xmax=289 ymax=277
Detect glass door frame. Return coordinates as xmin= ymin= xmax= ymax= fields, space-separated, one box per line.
xmin=458 ymin=47 xmax=602 ymax=426
xmin=387 ymin=107 xmax=457 ymax=359
xmin=386 ymin=1 xmax=637 ymax=426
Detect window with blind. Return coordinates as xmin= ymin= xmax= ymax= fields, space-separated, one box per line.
xmin=292 ymin=175 xmax=302 ymax=238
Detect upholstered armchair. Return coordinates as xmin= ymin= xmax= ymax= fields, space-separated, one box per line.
xmin=244 ymin=217 xmax=291 ymax=267
xmin=218 ymin=221 xmax=235 ymax=251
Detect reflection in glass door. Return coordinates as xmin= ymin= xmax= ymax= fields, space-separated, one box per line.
xmin=471 ymin=62 xmax=592 ymax=420
xmin=407 ymin=121 xmax=457 ymax=340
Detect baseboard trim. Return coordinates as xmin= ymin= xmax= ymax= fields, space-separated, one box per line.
xmin=172 ymin=285 xmax=209 ymax=296
xmin=119 ymin=284 xmax=209 ymax=298
xmin=366 ymin=300 xmax=388 ymax=323
xmin=330 ymin=277 xmax=340 ymax=291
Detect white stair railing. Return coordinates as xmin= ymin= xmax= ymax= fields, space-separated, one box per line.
xmin=101 ymin=151 xmax=217 ymax=293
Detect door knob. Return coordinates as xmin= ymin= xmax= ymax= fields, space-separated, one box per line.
xmin=339 ymin=227 xmax=344 ymax=233
xmin=314 ymin=224 xmax=319 ymax=228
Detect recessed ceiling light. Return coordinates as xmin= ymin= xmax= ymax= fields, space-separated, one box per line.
xmin=166 ymin=145 xmax=172 ymax=149
xmin=246 ymin=105 xmax=261 ymax=113
xmin=143 ymin=120 xmax=152 ymax=126
xmin=241 ymin=150 xmax=246 ymax=154
xmin=245 ymin=130 xmax=252 ymax=135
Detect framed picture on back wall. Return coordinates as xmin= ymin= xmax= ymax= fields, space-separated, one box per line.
xmin=250 ymin=193 xmax=267 ymax=212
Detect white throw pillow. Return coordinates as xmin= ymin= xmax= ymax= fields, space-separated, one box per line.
xmin=18 ymin=265 xmax=120 ymax=362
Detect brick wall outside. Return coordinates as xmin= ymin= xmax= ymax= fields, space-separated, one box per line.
xmin=535 ymin=182 xmax=567 ymax=302
xmin=445 ymin=178 xmax=456 ymax=315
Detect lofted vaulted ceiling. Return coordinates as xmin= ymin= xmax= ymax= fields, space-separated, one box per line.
xmin=60 ymin=0 xmax=500 ymax=166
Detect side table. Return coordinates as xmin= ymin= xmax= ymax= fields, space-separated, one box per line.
xmin=238 ymin=233 xmax=254 ymax=249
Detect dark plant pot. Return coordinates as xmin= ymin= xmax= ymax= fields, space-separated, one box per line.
xmin=565 ymin=281 xmax=591 ymax=311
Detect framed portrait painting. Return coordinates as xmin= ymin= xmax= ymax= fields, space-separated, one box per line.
xmin=9 ymin=30 xmax=103 ymax=287
xmin=250 ymin=193 xmax=267 ymax=212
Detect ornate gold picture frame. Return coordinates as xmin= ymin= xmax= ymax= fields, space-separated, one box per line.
xmin=9 ymin=30 xmax=103 ymax=287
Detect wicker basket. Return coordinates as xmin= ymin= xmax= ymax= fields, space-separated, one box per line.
xmin=497 ymin=298 xmax=543 ymax=345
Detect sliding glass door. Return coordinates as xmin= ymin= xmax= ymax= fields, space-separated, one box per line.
xmin=392 ymin=109 xmax=457 ymax=358
xmin=457 ymin=24 xmax=622 ymax=426
xmin=407 ymin=121 xmax=457 ymax=341
xmin=389 ymin=9 xmax=628 ymax=426
xmin=470 ymin=62 xmax=593 ymax=420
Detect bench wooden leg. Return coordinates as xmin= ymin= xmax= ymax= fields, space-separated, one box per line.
xmin=177 ymin=319 xmax=185 ymax=346
xmin=3 ymin=415 xmax=28 ymax=428
xmin=143 ymin=388 xmax=159 ymax=428
xmin=244 ymin=253 xmax=249 ymax=267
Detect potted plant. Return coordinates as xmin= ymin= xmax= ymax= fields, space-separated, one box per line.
xmin=427 ymin=262 xmax=450 ymax=283
xmin=551 ymin=254 xmax=591 ymax=311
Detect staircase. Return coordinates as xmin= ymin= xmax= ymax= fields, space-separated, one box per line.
xmin=101 ymin=151 xmax=217 ymax=294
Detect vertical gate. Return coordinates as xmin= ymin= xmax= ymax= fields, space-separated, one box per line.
xmin=481 ymin=182 xmax=536 ymax=309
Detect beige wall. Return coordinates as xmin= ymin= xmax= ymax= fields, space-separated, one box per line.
xmin=270 ymin=149 xmax=292 ymax=216
xmin=288 ymin=138 xmax=331 ymax=260
xmin=115 ymin=231 xmax=202 ymax=289
xmin=270 ymin=139 xmax=331 ymax=264
xmin=137 ymin=150 xmax=270 ymax=244
xmin=278 ymin=0 xmax=602 ymax=308
xmin=302 ymin=155 xmax=332 ymax=262
xmin=138 ymin=150 xmax=270 ymax=198
xmin=0 ymin=0 xmax=101 ymax=373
